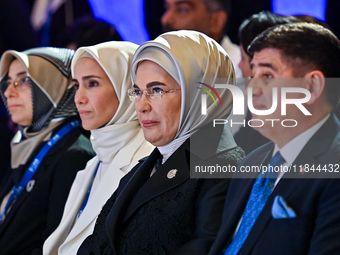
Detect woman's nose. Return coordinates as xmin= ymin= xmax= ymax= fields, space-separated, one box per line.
xmin=4 ymin=83 xmax=17 ymax=99
xmin=74 ymin=86 xmax=87 ymax=105
xmin=135 ymin=92 xmax=151 ymax=113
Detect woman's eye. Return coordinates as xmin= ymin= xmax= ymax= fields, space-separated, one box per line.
xmin=22 ymin=77 xmax=30 ymax=84
xmin=134 ymin=89 xmax=142 ymax=95
xmin=72 ymin=83 xmax=79 ymax=90
xmin=88 ymin=81 xmax=99 ymax=87
xmin=152 ymin=87 xmax=164 ymax=93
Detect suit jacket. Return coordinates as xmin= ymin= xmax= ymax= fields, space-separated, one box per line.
xmin=0 ymin=118 xmax=95 ymax=255
xmin=209 ymin=113 xmax=340 ymax=255
xmin=78 ymin=138 xmax=245 ymax=255
xmin=43 ymin=129 xmax=154 ymax=255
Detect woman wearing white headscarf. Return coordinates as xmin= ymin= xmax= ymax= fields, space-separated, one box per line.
xmin=78 ymin=30 xmax=245 ymax=255
xmin=43 ymin=41 xmax=154 ymax=255
xmin=0 ymin=47 xmax=95 ymax=255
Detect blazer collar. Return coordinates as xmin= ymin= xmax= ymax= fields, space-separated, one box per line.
xmin=105 ymin=141 xmax=192 ymax=254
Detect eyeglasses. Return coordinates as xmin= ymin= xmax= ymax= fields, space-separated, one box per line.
xmin=1 ymin=76 xmax=31 ymax=92
xmin=128 ymin=87 xmax=180 ymax=102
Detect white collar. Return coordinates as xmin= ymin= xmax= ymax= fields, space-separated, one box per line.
xmin=273 ymin=114 xmax=330 ymax=164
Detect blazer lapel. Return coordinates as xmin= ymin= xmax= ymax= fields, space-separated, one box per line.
xmin=62 ymin=158 xmax=101 ymax=242
xmin=210 ymin=147 xmax=272 ymax=255
xmin=68 ymin=143 xmax=137 ymax=242
xmin=105 ymin=148 xmax=161 ymax=253
xmin=123 ymin=143 xmax=190 ymax=221
xmin=210 ymin=178 xmax=255 ymax=254
xmin=239 ymin=178 xmax=306 ymax=255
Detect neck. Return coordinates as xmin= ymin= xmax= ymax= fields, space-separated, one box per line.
xmin=263 ymin=112 xmax=331 ymax=148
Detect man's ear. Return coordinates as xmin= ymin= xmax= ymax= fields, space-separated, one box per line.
xmin=209 ymin=10 xmax=227 ymax=40
xmin=303 ymin=70 xmax=325 ymax=105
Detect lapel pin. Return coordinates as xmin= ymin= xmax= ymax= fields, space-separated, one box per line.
xmin=26 ymin=180 xmax=35 ymax=192
xmin=300 ymin=166 xmax=305 ymax=174
xmin=167 ymin=169 xmax=178 ymax=179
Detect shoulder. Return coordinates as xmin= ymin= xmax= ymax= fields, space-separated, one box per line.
xmin=213 ymin=146 xmax=246 ymax=166
xmin=45 ymin=128 xmax=95 ymax=177
xmin=240 ymin=142 xmax=273 ymax=165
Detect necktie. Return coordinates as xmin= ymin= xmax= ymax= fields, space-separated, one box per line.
xmin=223 ymin=151 xmax=285 ymax=255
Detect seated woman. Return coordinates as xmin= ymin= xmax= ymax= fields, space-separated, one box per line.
xmin=78 ymin=30 xmax=245 ymax=255
xmin=0 ymin=48 xmax=95 ymax=254
xmin=43 ymin=41 xmax=154 ymax=255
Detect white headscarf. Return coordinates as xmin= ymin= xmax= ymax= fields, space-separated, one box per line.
xmin=71 ymin=41 xmax=140 ymax=163
xmin=131 ymin=30 xmax=235 ymax=160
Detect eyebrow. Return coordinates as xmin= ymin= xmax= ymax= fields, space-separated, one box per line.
xmin=72 ymin=75 xmax=101 ymax=83
xmin=250 ymin=62 xmax=278 ymax=72
xmin=165 ymin=0 xmax=193 ymax=7
xmin=82 ymin=75 xmax=101 ymax=80
xmin=7 ymin=71 xmax=27 ymax=80
xmin=175 ymin=0 xmax=194 ymax=6
xmin=133 ymin=81 xmax=166 ymax=89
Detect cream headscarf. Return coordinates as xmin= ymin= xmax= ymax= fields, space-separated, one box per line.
xmin=131 ymin=30 xmax=235 ymax=160
xmin=0 ymin=47 xmax=77 ymax=168
xmin=71 ymin=41 xmax=140 ymax=163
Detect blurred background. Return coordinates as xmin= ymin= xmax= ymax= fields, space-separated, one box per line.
xmin=0 ymin=0 xmax=338 ymax=53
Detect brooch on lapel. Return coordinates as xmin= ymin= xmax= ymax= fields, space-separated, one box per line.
xmin=167 ymin=169 xmax=178 ymax=179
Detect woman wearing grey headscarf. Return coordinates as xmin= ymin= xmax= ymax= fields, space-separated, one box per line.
xmin=0 ymin=48 xmax=95 ymax=254
xmin=78 ymin=30 xmax=245 ymax=255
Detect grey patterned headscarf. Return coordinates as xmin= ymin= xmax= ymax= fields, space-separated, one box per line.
xmin=0 ymin=47 xmax=78 ymax=168
xmin=0 ymin=47 xmax=77 ymax=132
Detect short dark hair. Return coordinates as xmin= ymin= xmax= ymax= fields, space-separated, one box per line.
xmin=201 ymin=0 xmax=231 ymax=33
xmin=238 ymin=11 xmax=299 ymax=55
xmin=249 ymin=22 xmax=340 ymax=107
xmin=202 ymin=0 xmax=231 ymax=17
xmin=57 ymin=16 xmax=122 ymax=48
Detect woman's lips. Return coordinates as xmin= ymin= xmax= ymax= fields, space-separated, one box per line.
xmin=78 ymin=110 xmax=91 ymax=117
xmin=142 ymin=120 xmax=159 ymax=127
xmin=8 ymin=104 xmax=21 ymax=109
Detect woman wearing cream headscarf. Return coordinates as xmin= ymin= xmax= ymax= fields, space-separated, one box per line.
xmin=78 ymin=30 xmax=245 ymax=255
xmin=43 ymin=41 xmax=154 ymax=255
xmin=0 ymin=47 xmax=95 ymax=254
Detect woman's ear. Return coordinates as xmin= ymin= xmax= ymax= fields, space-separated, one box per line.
xmin=303 ymin=70 xmax=325 ymax=105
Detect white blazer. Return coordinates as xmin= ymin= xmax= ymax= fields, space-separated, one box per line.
xmin=43 ymin=129 xmax=153 ymax=255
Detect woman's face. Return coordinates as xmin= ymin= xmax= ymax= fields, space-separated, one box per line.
xmin=134 ymin=60 xmax=181 ymax=147
xmin=73 ymin=57 xmax=119 ymax=130
xmin=4 ymin=59 xmax=33 ymax=126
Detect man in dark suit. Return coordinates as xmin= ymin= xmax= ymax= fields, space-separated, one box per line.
xmin=209 ymin=22 xmax=340 ymax=255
